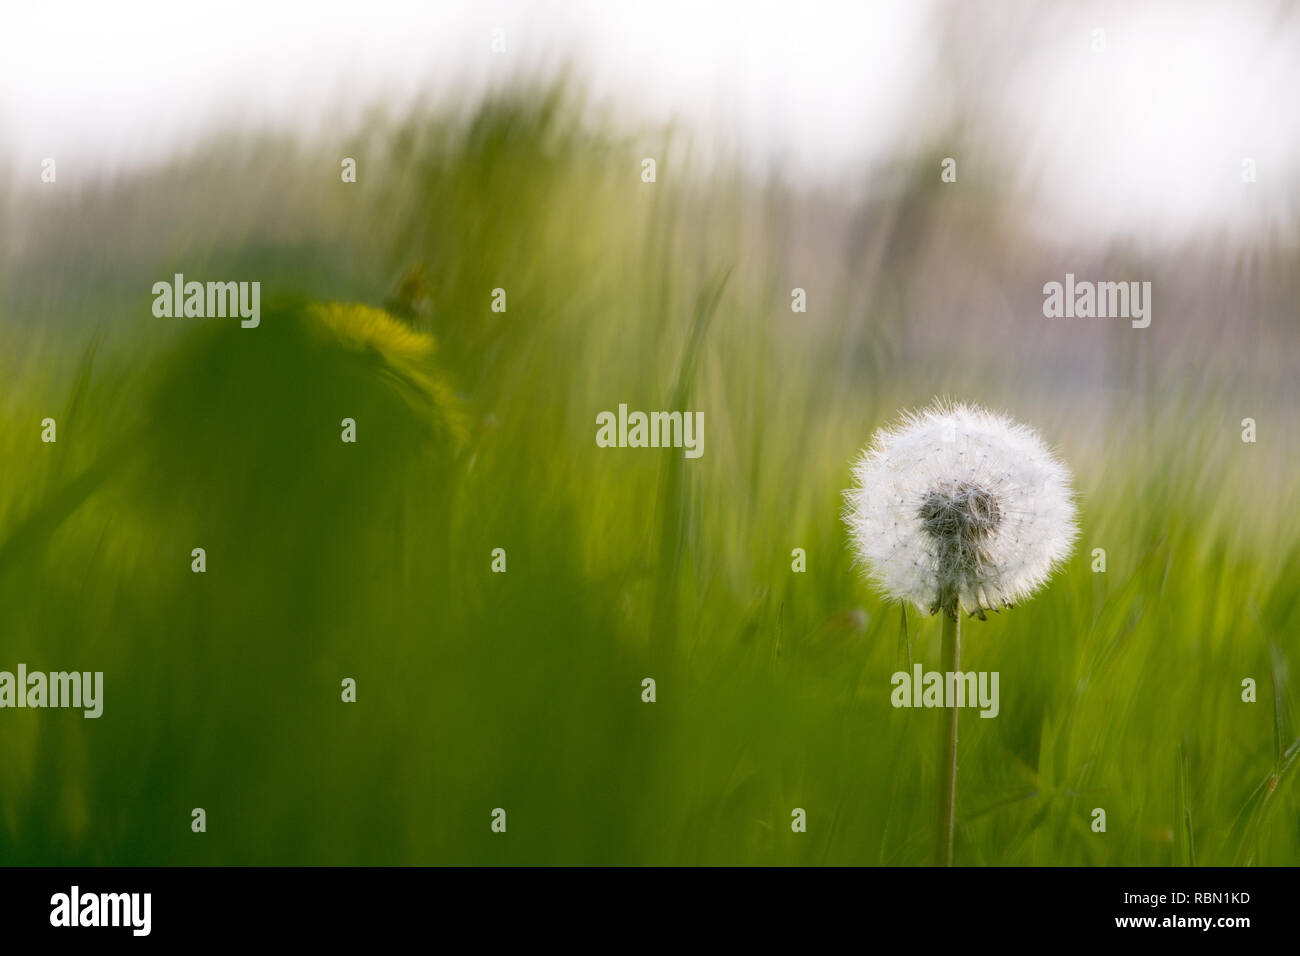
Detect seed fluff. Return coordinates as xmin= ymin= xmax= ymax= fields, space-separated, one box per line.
xmin=843 ymin=400 xmax=1078 ymax=620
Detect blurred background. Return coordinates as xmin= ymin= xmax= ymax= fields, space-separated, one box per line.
xmin=0 ymin=0 xmax=1297 ymax=864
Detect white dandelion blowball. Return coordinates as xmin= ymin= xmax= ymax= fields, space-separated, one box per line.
xmin=843 ymin=401 xmax=1078 ymax=620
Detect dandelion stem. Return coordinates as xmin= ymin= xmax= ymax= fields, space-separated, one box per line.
xmin=937 ymin=610 xmax=960 ymax=866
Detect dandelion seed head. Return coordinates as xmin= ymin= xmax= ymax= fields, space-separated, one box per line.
xmin=843 ymin=400 xmax=1078 ymax=620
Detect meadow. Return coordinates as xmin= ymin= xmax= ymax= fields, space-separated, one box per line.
xmin=0 ymin=83 xmax=1297 ymax=865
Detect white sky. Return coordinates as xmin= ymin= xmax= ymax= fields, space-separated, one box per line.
xmin=1 ymin=0 xmax=1297 ymax=243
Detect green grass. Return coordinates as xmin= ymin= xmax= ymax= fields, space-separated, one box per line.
xmin=0 ymin=83 xmax=1297 ymax=865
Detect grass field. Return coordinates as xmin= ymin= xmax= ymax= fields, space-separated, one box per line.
xmin=1 ymin=85 xmax=1297 ymax=865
